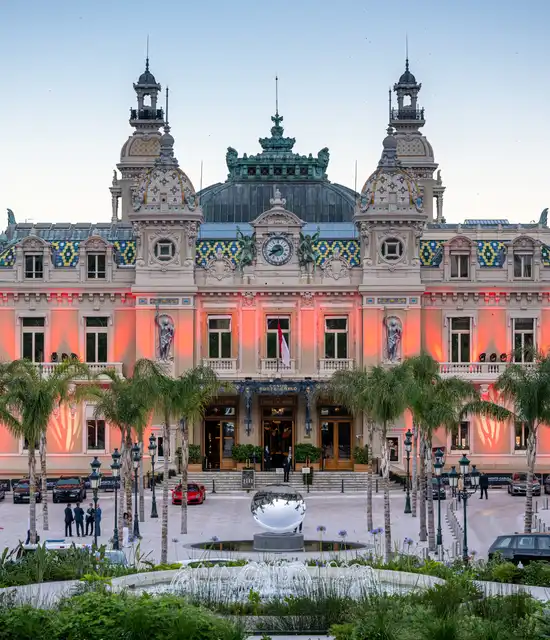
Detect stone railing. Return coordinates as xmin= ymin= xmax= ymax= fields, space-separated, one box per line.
xmin=438 ymin=361 xmax=534 ymax=381
xmin=34 ymin=362 xmax=123 ymax=378
xmin=202 ymin=358 xmax=238 ymax=375
xmin=260 ymin=358 xmax=297 ymax=375
xmin=318 ymin=358 xmax=355 ymax=375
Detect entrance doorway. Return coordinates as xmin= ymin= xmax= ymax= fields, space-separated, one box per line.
xmin=203 ymin=401 xmax=237 ymax=470
xmin=319 ymin=405 xmax=353 ymax=470
xmin=262 ymin=403 xmax=295 ymax=470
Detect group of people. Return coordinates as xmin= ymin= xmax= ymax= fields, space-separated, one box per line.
xmin=451 ymin=472 xmax=490 ymax=501
xmin=63 ymin=502 xmax=102 ymax=537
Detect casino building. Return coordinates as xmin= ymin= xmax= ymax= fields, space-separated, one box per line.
xmin=0 ymin=58 xmax=548 ymax=477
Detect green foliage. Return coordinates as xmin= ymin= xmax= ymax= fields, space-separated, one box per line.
xmin=294 ymin=443 xmax=322 ymax=462
xmin=353 ymin=445 xmax=369 ymax=464
xmin=189 ymin=444 xmax=202 ymax=464
xmin=231 ymin=443 xmax=262 ymax=462
xmin=490 ymin=561 xmax=521 ymax=584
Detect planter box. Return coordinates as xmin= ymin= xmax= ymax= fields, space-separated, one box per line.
xmin=354 ymin=464 xmax=370 ymax=472
xmin=188 ymin=464 xmax=202 ymax=472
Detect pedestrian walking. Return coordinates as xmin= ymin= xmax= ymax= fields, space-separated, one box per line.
xmin=95 ymin=504 xmax=102 ymax=537
xmin=74 ymin=502 xmax=85 ymax=536
xmin=479 ymin=472 xmax=489 ymax=500
xmin=64 ymin=504 xmax=74 ymax=537
xmin=85 ymin=503 xmax=95 ymax=536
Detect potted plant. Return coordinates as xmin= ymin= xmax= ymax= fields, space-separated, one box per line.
xmin=353 ymin=445 xmax=369 ymax=471
xmin=188 ymin=444 xmax=202 ymax=472
xmin=294 ymin=443 xmax=322 ymax=470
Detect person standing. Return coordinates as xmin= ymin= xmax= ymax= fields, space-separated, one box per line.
xmin=74 ymin=502 xmax=85 ymax=536
xmin=85 ymin=503 xmax=95 ymax=536
xmin=64 ymin=504 xmax=74 ymax=537
xmin=95 ymin=504 xmax=102 ymax=537
xmin=283 ymin=455 xmax=291 ymax=483
xmin=457 ymin=475 xmax=464 ymax=503
xmin=264 ymin=446 xmax=271 ymax=472
xmin=479 ymin=472 xmax=489 ymax=500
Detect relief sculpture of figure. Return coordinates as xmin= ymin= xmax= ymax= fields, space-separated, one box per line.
xmin=298 ymin=227 xmax=320 ymax=267
xmin=236 ymin=226 xmax=256 ymax=269
xmin=385 ymin=316 xmax=402 ymax=363
xmin=156 ymin=314 xmax=175 ymax=361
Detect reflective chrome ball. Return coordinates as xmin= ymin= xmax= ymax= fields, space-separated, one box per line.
xmin=251 ymin=484 xmax=306 ymax=533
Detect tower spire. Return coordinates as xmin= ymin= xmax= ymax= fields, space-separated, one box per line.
xmin=275 ymin=75 xmax=279 ymax=115
xmin=146 ymin=35 xmax=150 ymax=71
xmin=165 ymin=86 xmax=170 ymax=128
xmin=405 ymin=33 xmax=409 ymax=71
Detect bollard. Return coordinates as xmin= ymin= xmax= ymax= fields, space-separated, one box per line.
xmin=307 ymin=480 xmax=310 ymax=494
xmin=375 ymin=479 xmax=379 ymax=493
xmin=536 ymin=500 xmax=539 ymax=514
xmin=341 ymin=478 xmax=345 ymax=494
xmin=212 ymin=479 xmax=216 ymax=494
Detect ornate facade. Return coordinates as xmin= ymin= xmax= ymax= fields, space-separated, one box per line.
xmin=0 ymin=59 xmax=548 ymax=476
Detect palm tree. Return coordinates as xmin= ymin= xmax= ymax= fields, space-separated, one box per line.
xmin=325 ymin=368 xmax=376 ymax=531
xmin=2 ymin=359 xmax=93 ymax=541
xmin=490 ymin=353 xmax=550 ymax=533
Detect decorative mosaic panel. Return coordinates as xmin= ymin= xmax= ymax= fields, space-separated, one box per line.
xmin=314 ymin=240 xmax=360 ymax=268
xmin=0 ymin=245 xmax=15 ymax=268
xmin=113 ymin=240 xmax=136 ymax=267
xmin=196 ymin=240 xmax=241 ymax=268
xmin=51 ymin=241 xmax=80 ymax=268
xmin=542 ymin=245 xmax=550 ymax=267
xmin=477 ymin=240 xmax=507 ymax=267
xmin=420 ymin=240 xmax=443 ymax=267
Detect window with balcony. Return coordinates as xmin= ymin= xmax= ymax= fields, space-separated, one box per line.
xmin=208 ymin=317 xmax=232 ymax=359
xmin=450 ymin=253 xmax=469 ymax=279
xmin=450 ymin=317 xmax=471 ymax=363
xmin=87 ymin=253 xmax=106 ymax=279
xmin=513 ymin=318 xmax=535 ymax=362
xmin=324 ymin=317 xmax=348 ymax=359
xmin=513 ymin=253 xmax=533 ymax=279
xmin=25 ymin=254 xmax=43 ymax=279
xmin=87 ymin=419 xmax=106 ymax=451
xmin=515 ymin=421 xmax=530 ymax=450
xmin=266 ymin=317 xmax=290 ymax=359
xmin=451 ymin=421 xmax=470 ymax=450
xmin=85 ymin=317 xmax=108 ymax=363
xmin=22 ymin=317 xmax=45 ymax=362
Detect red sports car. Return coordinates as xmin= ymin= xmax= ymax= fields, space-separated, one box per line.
xmin=171 ymin=483 xmax=206 ymax=505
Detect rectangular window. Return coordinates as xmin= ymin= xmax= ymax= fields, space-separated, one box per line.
xmin=513 ymin=318 xmax=535 ymax=363
xmin=515 ymin=421 xmax=529 ymax=450
xmin=85 ymin=317 xmax=108 ymax=363
xmin=266 ymin=317 xmax=290 ymax=359
xmin=22 ymin=317 xmax=45 ymax=362
xmin=450 ymin=254 xmax=469 ymax=279
xmin=208 ymin=317 xmax=232 ymax=358
xmin=514 ymin=254 xmax=533 ymax=279
xmin=324 ymin=317 xmax=348 ymax=359
xmin=451 ymin=421 xmax=470 ymax=450
xmin=25 ymin=254 xmax=43 ymax=279
xmin=87 ymin=419 xmax=106 ymax=451
xmin=87 ymin=254 xmax=106 ymax=279
xmin=386 ymin=437 xmax=399 ymax=462
xmin=450 ymin=317 xmax=471 ymax=363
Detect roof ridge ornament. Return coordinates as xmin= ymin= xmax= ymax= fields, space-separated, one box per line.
xmin=270 ymin=187 xmax=286 ymax=209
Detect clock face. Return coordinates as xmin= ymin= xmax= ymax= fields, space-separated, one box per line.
xmin=262 ymin=236 xmax=293 ymax=266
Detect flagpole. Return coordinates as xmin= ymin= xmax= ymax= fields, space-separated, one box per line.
xmin=277 ymin=316 xmax=280 ymax=373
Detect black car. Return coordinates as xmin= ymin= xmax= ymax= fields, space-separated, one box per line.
xmin=488 ymin=533 xmax=550 ymax=564
xmin=13 ymin=479 xmax=42 ymax=504
xmin=52 ymin=477 xmax=86 ymax=503
xmin=424 ymin=478 xmax=446 ymax=500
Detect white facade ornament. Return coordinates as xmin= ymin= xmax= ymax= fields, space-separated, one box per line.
xmin=384 ymin=316 xmax=402 ymax=362
xmin=322 ymin=246 xmax=350 ymax=281
xmin=156 ymin=313 xmax=175 ymax=361
xmin=269 ymin=188 xmax=286 ymax=208
xmin=206 ymin=248 xmax=235 ymax=281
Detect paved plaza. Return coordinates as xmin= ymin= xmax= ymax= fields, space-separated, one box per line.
xmin=0 ymin=486 xmax=541 ymax=563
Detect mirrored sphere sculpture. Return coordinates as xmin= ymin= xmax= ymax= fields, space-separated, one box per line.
xmin=251 ymin=484 xmax=306 ymax=533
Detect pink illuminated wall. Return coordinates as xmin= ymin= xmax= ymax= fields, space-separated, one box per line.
xmin=50 ymin=310 xmax=79 ymax=356
xmin=421 ymin=308 xmax=443 ymax=361
xmin=476 ymin=308 xmax=507 ymax=359
xmin=0 ymin=310 xmax=16 ymax=361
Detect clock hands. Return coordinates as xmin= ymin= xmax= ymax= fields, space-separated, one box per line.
xmin=269 ymin=245 xmax=284 ymax=257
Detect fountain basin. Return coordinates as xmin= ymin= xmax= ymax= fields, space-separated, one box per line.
xmin=189 ymin=539 xmax=368 ymax=552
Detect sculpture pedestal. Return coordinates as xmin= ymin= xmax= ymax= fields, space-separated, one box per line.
xmin=253 ymin=532 xmax=304 ymax=552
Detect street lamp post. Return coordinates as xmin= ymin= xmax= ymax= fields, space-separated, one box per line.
xmin=131 ymin=443 xmax=142 ymax=539
xmin=433 ymin=448 xmax=445 ymax=555
xmin=448 ymin=455 xmax=480 ymax=563
xmin=404 ymin=429 xmax=412 ymax=514
xmin=111 ymin=448 xmax=121 ymax=550
xmin=89 ymin=456 xmax=102 ymax=548
xmin=148 ymin=434 xmax=158 ymax=519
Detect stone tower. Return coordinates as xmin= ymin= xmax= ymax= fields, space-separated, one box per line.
xmin=114 ymin=58 xmax=166 ymax=221
xmin=390 ymin=60 xmax=445 ymax=222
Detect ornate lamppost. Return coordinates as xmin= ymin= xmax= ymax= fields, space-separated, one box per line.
xmin=404 ymin=429 xmax=412 ymax=514
xmin=89 ymin=456 xmax=101 ymax=548
xmin=131 ymin=443 xmax=142 ymax=539
xmin=148 ymin=434 xmax=158 ymax=519
xmin=448 ymin=455 xmax=480 ymax=563
xmin=433 ymin=448 xmax=445 ymax=554
xmin=111 ymin=448 xmax=121 ymax=550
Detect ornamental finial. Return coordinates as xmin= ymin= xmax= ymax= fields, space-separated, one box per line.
xmin=270 ymin=187 xmax=286 ymax=208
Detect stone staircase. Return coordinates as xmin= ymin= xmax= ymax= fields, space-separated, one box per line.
xmin=171 ymin=471 xmax=401 ymax=493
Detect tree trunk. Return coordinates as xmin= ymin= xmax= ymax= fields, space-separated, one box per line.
xmin=411 ymin=425 xmax=418 ymax=518
xmin=139 ymin=437 xmax=145 ymax=522
xmin=161 ymin=416 xmax=170 ymax=564
xmin=418 ymin=436 xmax=427 ymax=542
xmin=366 ymin=426 xmax=374 ymax=532
xmin=381 ymin=424 xmax=392 ymax=559
xmin=180 ymin=419 xmax=189 ymax=535
xmin=426 ymin=435 xmax=436 ymax=552
xmin=28 ymin=445 xmax=38 ymax=544
xmin=524 ymin=424 xmax=537 ymax=533
xmin=123 ymin=429 xmax=133 ymax=521
xmin=39 ymin=432 xmax=49 ymax=531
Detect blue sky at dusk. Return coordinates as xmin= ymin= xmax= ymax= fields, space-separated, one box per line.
xmin=0 ymin=0 xmax=548 ymax=224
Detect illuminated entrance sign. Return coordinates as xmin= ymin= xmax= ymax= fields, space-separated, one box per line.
xmin=255 ymin=383 xmax=301 ymax=395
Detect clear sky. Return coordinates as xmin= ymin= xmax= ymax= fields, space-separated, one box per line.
xmin=1 ymin=0 xmax=548 ymax=225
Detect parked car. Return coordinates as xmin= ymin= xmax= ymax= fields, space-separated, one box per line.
xmin=13 ymin=479 xmax=42 ymax=504
xmin=0 ymin=487 xmax=4 ymax=501
xmin=488 ymin=533 xmax=550 ymax=564
xmin=171 ymin=483 xmax=206 ymax=505
xmin=508 ymin=473 xmax=541 ymax=496
xmin=52 ymin=476 xmax=87 ymax=503
xmin=430 ymin=478 xmax=446 ymax=500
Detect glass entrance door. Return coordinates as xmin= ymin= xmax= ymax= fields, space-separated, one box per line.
xmin=320 ymin=421 xmax=352 ymax=469
xmin=203 ymin=403 xmax=236 ymax=470
xmin=262 ymin=406 xmax=294 ymax=470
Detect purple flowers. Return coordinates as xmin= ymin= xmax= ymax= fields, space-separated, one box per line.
xmin=370 ymin=527 xmax=383 ymax=535
xmin=210 ymin=535 xmax=219 ymax=542
xmin=404 ymin=537 xmax=414 ymax=546
xmin=338 ymin=530 xmax=348 ymax=538
xmin=317 ymin=525 xmax=326 ymax=533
